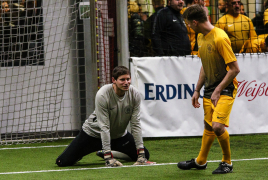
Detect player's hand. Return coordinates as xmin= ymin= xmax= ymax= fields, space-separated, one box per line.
xmin=192 ymin=91 xmax=200 ymax=108
xmin=211 ymin=90 xmax=220 ymax=107
xmin=104 ymin=150 xmax=123 ymax=167
xmin=133 ymin=148 xmax=156 ymax=165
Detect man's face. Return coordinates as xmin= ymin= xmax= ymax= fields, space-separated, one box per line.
xmin=169 ymin=0 xmax=184 ymax=11
xmin=1 ymin=2 xmax=9 ymax=13
xmin=240 ymin=4 xmax=245 ymax=15
xmin=218 ymin=0 xmax=226 ymax=13
xmin=228 ymin=0 xmax=241 ymax=16
xmin=112 ymin=74 xmax=131 ymax=92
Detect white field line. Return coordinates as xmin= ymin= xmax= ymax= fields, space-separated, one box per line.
xmin=0 ymin=158 xmax=268 ymax=175
xmin=0 ymin=145 xmax=68 ymax=150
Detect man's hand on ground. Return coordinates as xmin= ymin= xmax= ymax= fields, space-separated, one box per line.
xmin=104 ymin=150 xmax=123 ymax=167
xmin=133 ymin=148 xmax=156 ymax=165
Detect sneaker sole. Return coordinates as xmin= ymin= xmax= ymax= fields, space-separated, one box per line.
xmin=212 ymin=169 xmax=233 ymax=174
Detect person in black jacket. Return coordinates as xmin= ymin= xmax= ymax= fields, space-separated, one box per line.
xmin=152 ymin=0 xmax=191 ymax=56
xmin=144 ymin=0 xmax=165 ymax=40
xmin=143 ymin=0 xmax=165 ymax=56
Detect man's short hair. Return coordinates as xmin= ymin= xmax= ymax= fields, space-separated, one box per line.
xmin=112 ymin=66 xmax=131 ymax=80
xmin=182 ymin=4 xmax=207 ymax=22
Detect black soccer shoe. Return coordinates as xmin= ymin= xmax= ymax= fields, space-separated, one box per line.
xmin=212 ymin=162 xmax=233 ymax=174
xmin=177 ymin=158 xmax=207 ymax=170
xmin=96 ymin=150 xmax=104 ymax=159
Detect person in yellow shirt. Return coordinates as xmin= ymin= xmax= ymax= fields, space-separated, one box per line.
xmin=264 ymin=1 xmax=268 ymax=28
xmin=239 ymin=34 xmax=268 ymax=53
xmin=178 ymin=4 xmax=240 ymax=174
xmin=215 ymin=0 xmax=257 ymax=53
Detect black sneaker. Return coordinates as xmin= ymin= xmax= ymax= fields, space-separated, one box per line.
xmin=212 ymin=162 xmax=233 ymax=174
xmin=177 ymin=158 xmax=207 ymax=170
xmin=96 ymin=150 xmax=104 ymax=159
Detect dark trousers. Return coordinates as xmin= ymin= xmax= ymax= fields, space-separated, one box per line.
xmin=56 ymin=130 xmax=150 ymax=167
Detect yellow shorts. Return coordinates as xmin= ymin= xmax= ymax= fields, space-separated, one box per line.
xmin=203 ymin=95 xmax=235 ymax=127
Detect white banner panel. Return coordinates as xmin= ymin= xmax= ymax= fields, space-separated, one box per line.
xmin=131 ymin=54 xmax=268 ymax=137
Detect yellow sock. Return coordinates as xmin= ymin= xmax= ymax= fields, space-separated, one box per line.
xmin=196 ymin=129 xmax=216 ymax=165
xmin=217 ymin=130 xmax=231 ymax=165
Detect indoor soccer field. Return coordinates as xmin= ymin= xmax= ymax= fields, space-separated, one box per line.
xmin=0 ymin=134 xmax=267 ymax=180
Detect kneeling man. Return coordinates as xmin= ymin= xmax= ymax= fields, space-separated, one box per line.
xmin=56 ymin=66 xmax=155 ymax=167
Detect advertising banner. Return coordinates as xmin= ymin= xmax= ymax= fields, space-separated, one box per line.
xmin=131 ymin=54 xmax=268 ymax=137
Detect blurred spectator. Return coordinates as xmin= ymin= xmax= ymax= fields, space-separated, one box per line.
xmin=128 ymin=1 xmax=149 ymax=56
xmin=198 ymin=0 xmax=209 ymax=16
xmin=215 ymin=0 xmax=257 ymax=53
xmin=144 ymin=0 xmax=165 ymax=40
xmin=144 ymin=0 xmax=165 ymax=55
xmin=240 ymin=2 xmax=247 ymax=16
xmin=239 ymin=35 xmax=268 ymax=53
xmin=0 ymin=1 xmax=9 ymax=17
xmin=152 ymin=0 xmax=191 ymax=56
xmin=0 ymin=0 xmax=44 ymax=66
xmin=264 ymin=1 xmax=268 ymax=32
xmin=218 ymin=0 xmax=227 ymax=14
xmin=252 ymin=0 xmax=268 ymax=35
xmin=181 ymin=0 xmax=205 ymax=54
xmin=138 ymin=3 xmax=148 ymax=21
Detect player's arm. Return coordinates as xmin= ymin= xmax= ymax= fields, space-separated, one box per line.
xmin=130 ymin=90 xmax=155 ymax=165
xmin=95 ymin=94 xmax=123 ymax=167
xmin=212 ymin=36 xmax=240 ymax=107
xmin=192 ymin=65 xmax=205 ymax=108
xmin=95 ymin=95 xmax=111 ymax=151
xmin=129 ymin=91 xmax=143 ymax=149
xmin=211 ymin=61 xmax=240 ymax=107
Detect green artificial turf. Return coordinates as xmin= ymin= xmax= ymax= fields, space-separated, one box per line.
xmin=0 ymin=134 xmax=267 ymax=180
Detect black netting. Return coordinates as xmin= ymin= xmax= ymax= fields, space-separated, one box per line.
xmin=128 ymin=0 xmax=268 ymax=56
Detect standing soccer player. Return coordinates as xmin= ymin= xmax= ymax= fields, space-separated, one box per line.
xmin=178 ymin=4 xmax=240 ymax=174
xmin=56 ymin=66 xmax=155 ymax=167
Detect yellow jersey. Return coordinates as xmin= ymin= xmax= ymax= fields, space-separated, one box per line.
xmin=239 ymin=34 xmax=268 ymax=53
xmin=215 ymin=14 xmax=257 ymax=53
xmin=198 ymin=27 xmax=237 ymax=98
xmin=264 ymin=9 xmax=268 ymax=25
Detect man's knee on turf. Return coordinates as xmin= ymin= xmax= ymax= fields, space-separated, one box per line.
xmin=145 ymin=148 xmax=150 ymax=160
xmin=56 ymin=157 xmax=74 ymax=167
